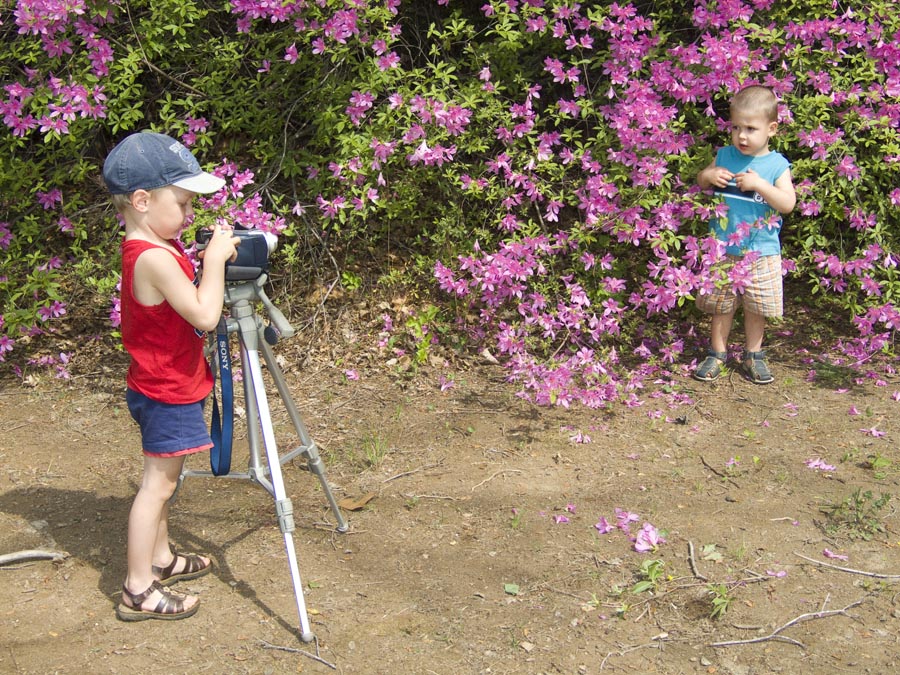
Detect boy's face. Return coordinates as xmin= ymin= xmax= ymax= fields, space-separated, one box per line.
xmin=730 ymin=110 xmax=777 ymax=157
xmin=134 ymin=185 xmax=197 ymax=239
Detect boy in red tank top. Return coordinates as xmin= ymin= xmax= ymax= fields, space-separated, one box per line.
xmin=103 ymin=132 xmax=239 ymax=621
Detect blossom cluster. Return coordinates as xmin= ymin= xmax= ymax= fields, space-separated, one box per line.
xmin=1 ymin=0 xmax=898 ymax=400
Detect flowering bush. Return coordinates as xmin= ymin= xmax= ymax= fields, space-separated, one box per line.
xmin=1 ymin=1 xmax=897 ymax=402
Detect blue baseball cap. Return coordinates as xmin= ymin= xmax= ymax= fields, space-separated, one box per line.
xmin=103 ymin=131 xmax=225 ymax=195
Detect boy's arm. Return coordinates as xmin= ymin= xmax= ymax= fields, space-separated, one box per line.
xmin=697 ymin=158 xmax=734 ymax=189
xmin=134 ymin=225 xmax=239 ymax=331
xmin=737 ymin=168 xmax=796 ymax=214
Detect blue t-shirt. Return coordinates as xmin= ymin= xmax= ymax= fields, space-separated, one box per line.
xmin=711 ymin=146 xmax=790 ymax=256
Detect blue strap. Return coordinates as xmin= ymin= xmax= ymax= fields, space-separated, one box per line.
xmin=209 ymin=319 xmax=233 ymax=476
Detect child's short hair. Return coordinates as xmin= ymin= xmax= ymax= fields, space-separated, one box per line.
xmin=731 ymin=85 xmax=778 ymax=122
xmin=110 ymin=192 xmax=134 ymax=213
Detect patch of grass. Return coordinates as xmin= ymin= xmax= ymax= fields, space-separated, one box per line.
xmin=509 ymin=508 xmax=524 ymax=530
xmin=362 ymin=431 xmax=390 ymax=468
xmin=820 ymin=488 xmax=892 ymax=540
xmin=807 ymin=361 xmax=857 ymax=388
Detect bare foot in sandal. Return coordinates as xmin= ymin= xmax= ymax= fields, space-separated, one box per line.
xmin=117 ymin=580 xmax=199 ymax=621
xmin=153 ymin=549 xmax=212 ymax=586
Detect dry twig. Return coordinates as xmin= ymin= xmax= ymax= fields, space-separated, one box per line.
xmin=794 ymin=552 xmax=900 ymax=580
xmin=709 ymin=597 xmax=865 ymax=649
xmin=0 ymin=549 xmax=68 ymax=567
xmin=687 ymin=541 xmax=708 ymax=581
xmin=471 ymin=469 xmax=523 ymax=491
xmin=259 ymin=639 xmax=337 ymax=669
xmin=700 ymin=456 xmax=740 ymax=488
xmin=383 ymin=462 xmax=442 ymax=483
xmin=400 ymin=493 xmax=457 ymax=501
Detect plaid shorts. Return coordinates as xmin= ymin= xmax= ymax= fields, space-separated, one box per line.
xmin=695 ymin=254 xmax=783 ymax=318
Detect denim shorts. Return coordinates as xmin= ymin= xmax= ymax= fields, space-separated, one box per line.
xmin=126 ymin=388 xmax=213 ymax=457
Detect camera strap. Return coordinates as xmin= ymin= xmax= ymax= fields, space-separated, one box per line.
xmin=209 ymin=318 xmax=233 ymax=476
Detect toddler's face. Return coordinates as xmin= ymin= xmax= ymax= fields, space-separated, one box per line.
xmin=147 ymin=186 xmax=197 ymax=239
xmin=730 ymin=110 xmax=777 ymax=157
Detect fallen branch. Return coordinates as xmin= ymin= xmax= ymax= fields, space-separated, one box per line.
xmin=471 ymin=469 xmax=523 ymax=491
xmin=383 ymin=462 xmax=442 ymax=483
xmin=709 ymin=597 xmax=865 ymax=649
xmin=600 ymin=635 xmax=668 ymax=670
xmin=400 ymin=493 xmax=458 ymax=501
xmin=259 ymin=639 xmax=337 ymax=669
xmin=687 ymin=541 xmax=708 ymax=581
xmin=793 ymin=552 xmax=900 ymax=580
xmin=700 ymin=456 xmax=740 ymax=488
xmin=0 ymin=549 xmax=69 ymax=567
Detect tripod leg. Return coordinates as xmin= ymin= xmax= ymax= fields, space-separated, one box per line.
xmin=259 ymin=339 xmax=349 ymax=532
xmin=240 ymin=341 xmax=272 ymax=493
xmin=245 ymin=347 xmax=316 ymax=642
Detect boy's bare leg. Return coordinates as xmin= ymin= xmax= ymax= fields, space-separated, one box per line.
xmin=710 ymin=311 xmax=735 ymax=354
xmin=744 ymin=310 xmax=766 ymax=353
xmin=123 ymin=455 xmax=198 ymax=611
xmin=152 ymin=499 xmax=211 ymax=574
xmin=154 ymin=499 xmax=171 ymax=564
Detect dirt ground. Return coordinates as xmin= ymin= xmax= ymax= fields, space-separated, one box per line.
xmin=1 ymin=305 xmax=899 ymax=675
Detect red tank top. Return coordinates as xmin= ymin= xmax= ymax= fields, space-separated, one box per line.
xmin=120 ymin=239 xmax=213 ymax=404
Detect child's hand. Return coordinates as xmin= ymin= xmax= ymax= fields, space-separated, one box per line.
xmin=705 ymin=166 xmax=734 ymax=188
xmin=734 ymin=169 xmax=763 ymax=193
xmin=199 ymin=224 xmax=240 ymax=265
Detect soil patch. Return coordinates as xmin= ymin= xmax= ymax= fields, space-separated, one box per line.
xmin=1 ymin=326 xmax=899 ymax=674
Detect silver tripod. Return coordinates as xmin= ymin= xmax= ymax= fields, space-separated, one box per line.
xmin=179 ymin=274 xmax=347 ymax=643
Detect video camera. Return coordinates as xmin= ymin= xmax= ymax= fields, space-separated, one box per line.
xmin=196 ymin=226 xmax=277 ymax=281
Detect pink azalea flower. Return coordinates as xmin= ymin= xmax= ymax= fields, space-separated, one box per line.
xmin=594 ymin=517 xmax=614 ymax=535
xmin=848 ymin=406 xmax=860 ymax=416
xmin=823 ymin=549 xmax=849 ymax=561
xmin=615 ymin=508 xmax=639 ymax=532
xmin=634 ymin=523 xmax=665 ymax=553
xmin=766 ymin=570 xmax=787 ymax=578
xmin=553 ymin=515 xmax=570 ymax=524
xmin=343 ymin=369 xmax=359 ymax=381
xmin=859 ymin=426 xmax=886 ymax=437
xmin=806 ymin=458 xmax=836 ymax=472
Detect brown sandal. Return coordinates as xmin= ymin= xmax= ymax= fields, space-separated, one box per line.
xmin=153 ymin=548 xmax=212 ymax=586
xmin=116 ymin=580 xmax=199 ymax=621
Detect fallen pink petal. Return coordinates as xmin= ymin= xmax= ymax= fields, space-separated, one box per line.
xmin=806 ymin=458 xmax=836 ymax=472
xmin=594 ymin=518 xmax=614 ymax=535
xmin=633 ymin=522 xmax=665 ymax=553
xmin=823 ymin=549 xmax=849 ymax=561
xmin=615 ymin=508 xmax=640 ymax=531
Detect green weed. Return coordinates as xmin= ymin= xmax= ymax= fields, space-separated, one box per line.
xmin=821 ymin=489 xmax=892 ymax=540
xmin=631 ymin=559 xmax=666 ymax=595
xmin=707 ymin=583 xmax=734 ymax=619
